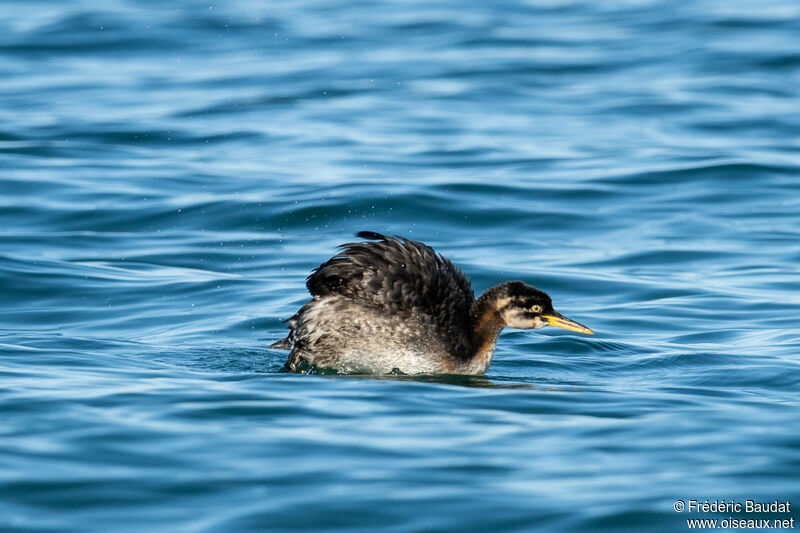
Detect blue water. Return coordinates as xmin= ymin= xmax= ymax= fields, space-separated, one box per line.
xmin=2 ymin=1 xmax=800 ymax=531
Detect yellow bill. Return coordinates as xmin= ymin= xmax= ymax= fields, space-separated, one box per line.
xmin=543 ymin=313 xmax=594 ymax=335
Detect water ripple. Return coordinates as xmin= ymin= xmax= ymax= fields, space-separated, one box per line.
xmin=2 ymin=0 xmax=800 ymax=531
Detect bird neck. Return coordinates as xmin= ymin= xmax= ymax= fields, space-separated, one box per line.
xmin=468 ymin=288 xmax=506 ymax=371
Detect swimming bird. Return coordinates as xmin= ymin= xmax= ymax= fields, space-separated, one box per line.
xmin=271 ymin=232 xmax=593 ymax=375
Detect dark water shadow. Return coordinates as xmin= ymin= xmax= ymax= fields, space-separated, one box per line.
xmin=329 ymin=372 xmax=536 ymax=389
xmin=175 ymin=347 xmax=540 ymax=389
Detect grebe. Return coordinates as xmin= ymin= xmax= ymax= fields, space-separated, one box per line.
xmin=271 ymin=232 xmax=593 ymax=375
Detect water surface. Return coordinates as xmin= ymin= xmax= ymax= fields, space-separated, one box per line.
xmin=2 ymin=1 xmax=799 ymax=531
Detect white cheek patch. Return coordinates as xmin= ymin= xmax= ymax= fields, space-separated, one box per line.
xmin=499 ymin=308 xmax=517 ymax=325
xmin=501 ymin=310 xmax=548 ymax=329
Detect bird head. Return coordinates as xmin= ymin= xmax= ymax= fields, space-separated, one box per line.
xmin=494 ymin=281 xmax=593 ymax=334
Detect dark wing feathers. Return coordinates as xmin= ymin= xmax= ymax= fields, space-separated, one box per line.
xmin=354 ymin=230 xmax=385 ymax=241
xmin=304 ymin=232 xmax=475 ymax=356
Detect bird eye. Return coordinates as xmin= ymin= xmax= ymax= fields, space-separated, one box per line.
xmin=531 ymin=305 xmax=542 ymax=313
